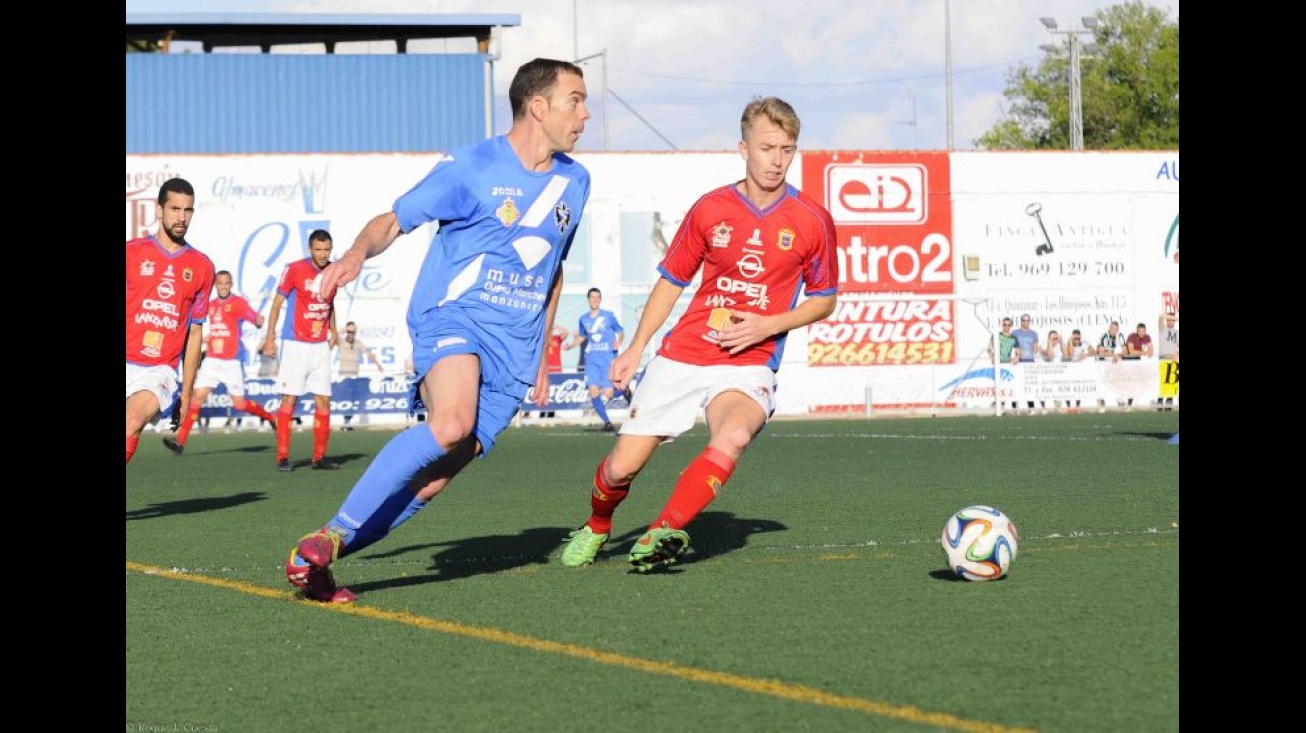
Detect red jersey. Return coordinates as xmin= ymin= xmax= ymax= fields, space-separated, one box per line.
xmin=546 ymin=331 xmax=565 ymax=373
xmin=657 ymin=183 xmax=839 ymax=369
xmin=275 ymin=258 xmax=336 ymax=343
xmin=126 ymin=237 xmax=216 ymax=369
xmin=206 ymin=294 xmax=261 ymax=360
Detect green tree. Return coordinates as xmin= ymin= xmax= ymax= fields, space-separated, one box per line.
xmin=976 ymin=1 xmax=1178 ymax=150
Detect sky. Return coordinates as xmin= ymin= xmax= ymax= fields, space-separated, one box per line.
xmin=125 ymin=0 xmax=1180 ymax=152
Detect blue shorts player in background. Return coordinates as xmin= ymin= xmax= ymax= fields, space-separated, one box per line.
xmin=283 ymin=58 xmax=592 ymax=603
xmin=566 ymin=287 xmax=624 ymax=431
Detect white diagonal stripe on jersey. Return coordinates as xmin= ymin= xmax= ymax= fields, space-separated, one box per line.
xmin=438 ymin=253 xmax=485 ymax=307
xmin=520 ymin=176 xmax=569 ymax=228
xmin=513 ymin=235 xmax=552 ymax=270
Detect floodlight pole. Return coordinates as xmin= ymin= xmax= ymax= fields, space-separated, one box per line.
xmin=945 ymin=0 xmax=953 ymax=150
xmin=1039 ymin=16 xmax=1097 ymax=151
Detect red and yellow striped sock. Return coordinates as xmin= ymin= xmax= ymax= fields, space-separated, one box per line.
xmin=651 ymin=447 xmax=736 ymax=531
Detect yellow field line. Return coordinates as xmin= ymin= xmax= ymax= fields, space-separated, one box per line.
xmin=126 ymin=561 xmax=1036 ymax=733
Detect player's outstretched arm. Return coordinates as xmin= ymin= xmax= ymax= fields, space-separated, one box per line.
xmin=320 ymin=211 xmax=404 ymax=296
xmin=610 ymin=278 xmax=682 ymax=390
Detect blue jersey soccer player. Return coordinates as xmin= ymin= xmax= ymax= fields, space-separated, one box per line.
xmin=283 ymin=58 xmax=593 ymax=603
xmin=568 ymin=287 xmax=624 ymax=431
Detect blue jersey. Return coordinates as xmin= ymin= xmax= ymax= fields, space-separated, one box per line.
xmin=394 ymin=135 xmax=591 ymax=387
xmin=579 ymin=309 xmax=623 ymax=357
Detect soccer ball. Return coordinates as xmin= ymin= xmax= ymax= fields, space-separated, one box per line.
xmin=941 ymin=505 xmax=1019 ymax=581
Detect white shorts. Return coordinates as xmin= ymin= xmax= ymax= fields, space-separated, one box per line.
xmin=276 ymin=339 xmax=333 ymax=397
xmin=196 ymin=357 xmax=247 ymax=396
xmin=125 ymin=362 xmax=179 ymax=424
xmin=622 ymin=356 xmax=777 ymax=439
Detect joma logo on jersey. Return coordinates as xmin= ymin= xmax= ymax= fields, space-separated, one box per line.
xmin=715 ymin=276 xmax=768 ymax=299
xmin=825 ymin=164 xmax=927 ymax=224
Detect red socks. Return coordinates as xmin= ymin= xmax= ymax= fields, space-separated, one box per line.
xmin=126 ymin=435 xmax=139 ymax=464
xmin=312 ymin=408 xmax=331 ymax=461
xmin=587 ymin=456 xmax=630 ymax=535
xmin=275 ymin=404 xmax=294 ymax=461
xmin=236 ymin=398 xmax=275 ymax=424
xmin=652 ymin=447 xmax=736 ymax=531
xmin=175 ymin=403 xmax=201 ymax=444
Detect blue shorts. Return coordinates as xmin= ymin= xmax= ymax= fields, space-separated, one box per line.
xmin=409 ymin=316 xmax=529 ymax=458
xmin=584 ymin=350 xmax=615 ymax=390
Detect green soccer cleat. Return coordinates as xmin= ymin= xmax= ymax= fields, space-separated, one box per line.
xmin=628 ymin=522 xmax=691 ymax=573
xmin=560 ymin=525 xmax=609 ymax=567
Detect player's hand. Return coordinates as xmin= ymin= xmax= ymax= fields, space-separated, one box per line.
xmin=718 ymin=310 xmax=773 ymax=355
xmin=528 ymin=362 xmax=551 ymax=407
xmin=609 ymin=349 xmax=639 ymax=391
xmin=317 ymin=250 xmax=364 ymax=296
xmin=262 ymin=341 xmax=277 ymax=358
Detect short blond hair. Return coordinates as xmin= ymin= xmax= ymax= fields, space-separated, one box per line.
xmin=740 ymin=96 xmax=800 ymax=141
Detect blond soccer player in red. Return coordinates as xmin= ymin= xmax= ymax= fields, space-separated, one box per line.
xmin=559 ymin=96 xmax=839 ymax=571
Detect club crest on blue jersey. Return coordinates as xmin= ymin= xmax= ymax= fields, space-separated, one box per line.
xmin=777 ymin=229 xmax=795 ymax=251
xmin=554 ymin=202 xmax=571 ymax=233
xmin=496 ymin=198 xmax=520 ymax=227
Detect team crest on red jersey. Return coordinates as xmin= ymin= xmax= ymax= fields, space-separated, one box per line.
xmin=182 ymin=268 xmax=193 ymax=282
xmin=139 ymin=260 xmax=155 ymax=277
xmin=711 ymin=222 xmax=732 ymax=248
xmin=777 ymin=229 xmax=795 ymax=251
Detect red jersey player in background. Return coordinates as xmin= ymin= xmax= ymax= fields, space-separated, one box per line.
xmin=559 ymin=96 xmax=839 ymax=571
xmin=162 ymin=270 xmax=276 ymax=455
xmin=261 ymin=229 xmax=341 ymax=472
xmin=546 ymin=324 xmax=569 ymax=374
xmin=126 ymin=177 xmax=216 ymax=465
xmin=536 ymin=324 xmax=570 ymax=418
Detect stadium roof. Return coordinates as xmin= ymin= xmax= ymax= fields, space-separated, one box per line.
xmin=125 ymin=12 xmax=521 ymax=53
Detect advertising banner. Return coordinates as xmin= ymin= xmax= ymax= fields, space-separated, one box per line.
xmin=800 ymin=152 xmax=957 ymax=367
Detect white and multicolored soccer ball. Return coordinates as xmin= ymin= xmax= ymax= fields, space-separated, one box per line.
xmin=941 ymin=505 xmax=1019 ymax=581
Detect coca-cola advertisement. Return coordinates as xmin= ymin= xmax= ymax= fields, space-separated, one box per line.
xmin=519 ymin=372 xmax=632 ymax=412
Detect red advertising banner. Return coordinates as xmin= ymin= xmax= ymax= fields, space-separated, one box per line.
xmin=802 ymin=151 xmax=956 ymax=366
xmin=801 ymin=151 xmax=954 ymax=295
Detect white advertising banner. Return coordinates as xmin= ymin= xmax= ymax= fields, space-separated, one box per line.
xmin=127 ymin=150 xmax=1177 ymax=417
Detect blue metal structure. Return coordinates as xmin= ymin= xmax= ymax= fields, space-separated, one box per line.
xmin=125 ymin=13 xmax=520 ymax=154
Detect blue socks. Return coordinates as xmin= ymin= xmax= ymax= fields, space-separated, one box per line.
xmin=327 ymin=424 xmax=444 ymax=558
xmin=591 ymin=395 xmax=612 ymax=424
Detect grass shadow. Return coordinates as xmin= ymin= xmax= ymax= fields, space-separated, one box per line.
xmin=126 ymin=491 xmax=266 ymax=521
xmin=1120 ymin=431 xmax=1181 ymax=441
xmin=348 ymin=525 xmax=572 ymax=594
